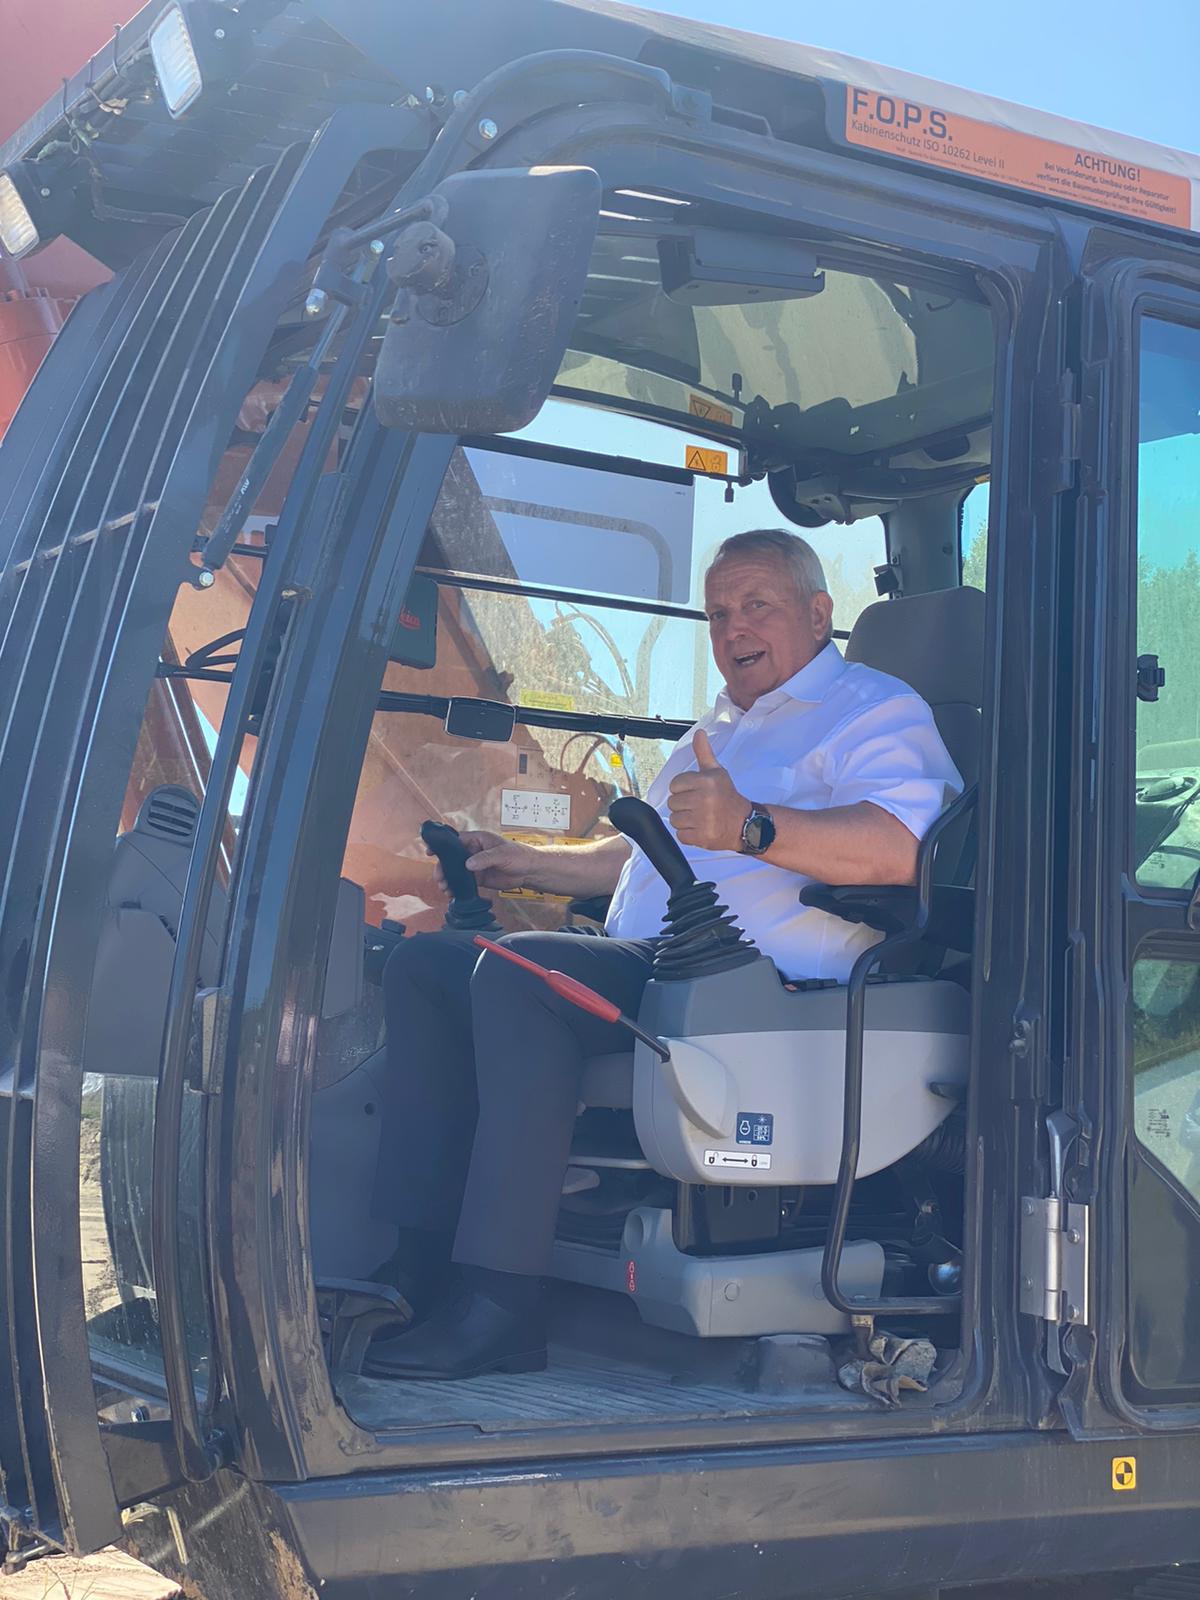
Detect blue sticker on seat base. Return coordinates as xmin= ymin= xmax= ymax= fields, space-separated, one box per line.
xmin=736 ymin=1112 xmax=774 ymax=1146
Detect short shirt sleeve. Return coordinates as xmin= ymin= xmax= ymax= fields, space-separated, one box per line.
xmin=823 ymin=693 xmax=963 ymax=841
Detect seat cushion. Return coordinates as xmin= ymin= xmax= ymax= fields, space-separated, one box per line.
xmin=580 ymin=1051 xmax=635 ymax=1109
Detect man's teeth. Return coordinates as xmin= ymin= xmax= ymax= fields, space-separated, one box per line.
xmin=734 ymin=651 xmax=765 ymax=666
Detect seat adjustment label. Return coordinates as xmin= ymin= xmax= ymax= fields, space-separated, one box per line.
xmin=705 ymin=1149 xmax=772 ymax=1170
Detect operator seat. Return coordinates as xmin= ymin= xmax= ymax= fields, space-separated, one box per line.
xmin=845 ymin=584 xmax=984 ymax=882
xmin=577 ymin=584 xmax=985 ymax=1111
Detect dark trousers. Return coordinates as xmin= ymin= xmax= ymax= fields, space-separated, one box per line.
xmin=375 ymin=929 xmax=656 ymax=1276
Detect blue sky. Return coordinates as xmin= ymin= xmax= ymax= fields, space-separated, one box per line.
xmin=628 ymin=0 xmax=1199 ymax=154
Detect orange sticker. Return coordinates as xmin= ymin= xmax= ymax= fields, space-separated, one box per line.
xmin=844 ymin=87 xmax=1192 ymax=230
xmin=688 ymin=394 xmax=734 ymax=427
xmin=686 ymin=445 xmax=729 ymax=475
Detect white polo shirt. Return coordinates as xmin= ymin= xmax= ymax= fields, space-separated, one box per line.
xmin=605 ymin=642 xmax=963 ymax=981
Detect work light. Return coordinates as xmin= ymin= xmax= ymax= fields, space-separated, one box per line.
xmin=150 ymin=5 xmax=205 ymax=118
xmin=0 ymin=170 xmax=40 ymax=259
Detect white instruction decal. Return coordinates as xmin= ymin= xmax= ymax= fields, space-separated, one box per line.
xmin=501 ymin=788 xmax=571 ymax=832
xmin=704 ymin=1149 xmax=772 ymax=1171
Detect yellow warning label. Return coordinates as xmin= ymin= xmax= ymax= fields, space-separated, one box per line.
xmin=688 ymin=394 xmax=734 ymax=427
xmin=502 ymin=832 xmax=593 ymax=846
xmin=686 ymin=445 xmax=729 ymax=475
xmin=1112 ymin=1456 xmax=1137 ymax=1492
xmin=522 ymin=690 xmax=576 ymax=712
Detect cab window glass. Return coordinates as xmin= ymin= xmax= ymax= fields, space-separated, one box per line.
xmin=516 ymin=399 xmax=886 ymax=631
xmin=342 ymin=402 xmax=886 ymax=931
xmin=1134 ymin=316 xmax=1200 ymax=888
xmin=82 ymin=445 xmax=273 ymax=1400
xmin=1127 ymin=952 xmax=1200 ymax=1400
xmin=1132 ymin=956 xmax=1200 ymax=1206
xmin=960 ymin=481 xmax=989 ymax=590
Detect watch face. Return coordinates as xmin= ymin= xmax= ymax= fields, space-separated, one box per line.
xmin=743 ymin=809 xmax=773 ymax=853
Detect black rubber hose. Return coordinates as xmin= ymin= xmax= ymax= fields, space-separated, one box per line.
xmin=900 ymin=1113 xmax=967 ymax=1175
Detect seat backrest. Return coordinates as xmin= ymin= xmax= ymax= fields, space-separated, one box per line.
xmin=846 ymin=586 xmax=984 ymax=893
xmin=87 ymin=783 xmax=366 ymax=1080
xmin=85 ymin=785 xmax=228 ymax=1078
xmin=105 ymin=785 xmax=228 ymax=983
xmin=845 ymin=585 xmax=985 ymax=792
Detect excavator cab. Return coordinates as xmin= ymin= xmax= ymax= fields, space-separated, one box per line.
xmin=4 ymin=0 xmax=1200 ymax=1595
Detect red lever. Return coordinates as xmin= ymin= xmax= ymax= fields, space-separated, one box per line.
xmin=473 ymin=935 xmax=669 ymax=1059
xmin=473 ymin=935 xmax=620 ymax=1021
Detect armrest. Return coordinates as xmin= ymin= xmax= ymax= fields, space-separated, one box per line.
xmin=801 ymin=787 xmax=979 ymax=949
xmin=800 ymin=881 xmax=974 ymax=952
xmin=798 ymin=883 xmax=916 ymax=936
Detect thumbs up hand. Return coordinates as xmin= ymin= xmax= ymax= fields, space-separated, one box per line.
xmin=667 ymin=729 xmax=749 ymax=851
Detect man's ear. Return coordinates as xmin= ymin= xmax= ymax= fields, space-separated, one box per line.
xmin=810 ymin=589 xmax=834 ymax=641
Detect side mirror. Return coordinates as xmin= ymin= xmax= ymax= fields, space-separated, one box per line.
xmin=373 ymin=165 xmax=601 ymax=435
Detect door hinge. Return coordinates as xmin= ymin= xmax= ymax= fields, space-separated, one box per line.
xmin=186 ymin=986 xmax=221 ymax=1095
xmin=1019 ymin=1107 xmax=1090 ymax=1374
xmin=1048 ymin=371 xmax=1081 ymax=493
xmin=1019 ymin=1193 xmax=1089 ymax=1326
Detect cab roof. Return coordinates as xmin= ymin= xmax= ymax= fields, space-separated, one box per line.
xmin=553 ymin=0 xmax=1200 ymax=232
xmin=3 ymin=0 xmax=1197 ymax=270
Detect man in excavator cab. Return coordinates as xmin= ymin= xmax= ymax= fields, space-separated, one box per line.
xmin=371 ymin=526 xmax=961 ymax=1380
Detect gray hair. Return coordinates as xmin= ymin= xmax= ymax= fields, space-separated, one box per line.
xmin=706 ymin=527 xmax=829 ymax=600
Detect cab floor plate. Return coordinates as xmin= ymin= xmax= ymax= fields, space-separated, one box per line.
xmin=335 ymin=1345 xmax=869 ymax=1433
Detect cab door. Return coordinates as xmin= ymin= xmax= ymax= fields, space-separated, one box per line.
xmin=0 ymin=103 xmax=430 ymax=1558
xmin=1065 ymin=226 xmax=1200 ymax=1433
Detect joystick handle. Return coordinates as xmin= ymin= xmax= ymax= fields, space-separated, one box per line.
xmin=421 ymin=821 xmax=478 ymax=902
xmin=608 ymin=796 xmax=695 ymax=892
xmin=420 ymin=820 xmax=501 ymax=932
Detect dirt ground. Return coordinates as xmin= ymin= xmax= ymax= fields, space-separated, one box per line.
xmin=0 ymin=1547 xmax=177 ymax=1599
xmin=0 ymin=1132 xmax=170 ymax=1597
xmin=79 ymin=1116 xmax=123 ymax=1324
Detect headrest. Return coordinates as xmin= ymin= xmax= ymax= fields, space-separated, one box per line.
xmin=845 ymin=586 xmax=985 ymax=710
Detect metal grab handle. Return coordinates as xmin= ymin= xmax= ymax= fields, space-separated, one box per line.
xmin=821 ymin=784 xmax=978 ymax=1319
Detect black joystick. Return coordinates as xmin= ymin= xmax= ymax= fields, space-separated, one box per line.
xmin=608 ymin=797 xmax=758 ymax=980
xmin=420 ymin=820 xmax=502 ymax=934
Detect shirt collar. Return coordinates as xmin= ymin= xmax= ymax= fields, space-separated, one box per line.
xmin=712 ymin=640 xmax=846 ymax=719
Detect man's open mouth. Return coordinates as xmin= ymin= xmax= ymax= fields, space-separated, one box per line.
xmin=733 ymin=650 xmax=766 ymax=668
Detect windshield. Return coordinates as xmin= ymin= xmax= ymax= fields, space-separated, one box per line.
xmin=558 ymin=219 xmax=994 ymax=470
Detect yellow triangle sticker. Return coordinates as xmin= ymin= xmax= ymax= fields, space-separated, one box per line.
xmin=688 ymin=394 xmax=734 ymax=426
xmin=685 ymin=445 xmax=729 ymax=475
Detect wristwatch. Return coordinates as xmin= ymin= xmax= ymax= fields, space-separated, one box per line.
xmin=739 ymin=803 xmax=776 ymax=856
